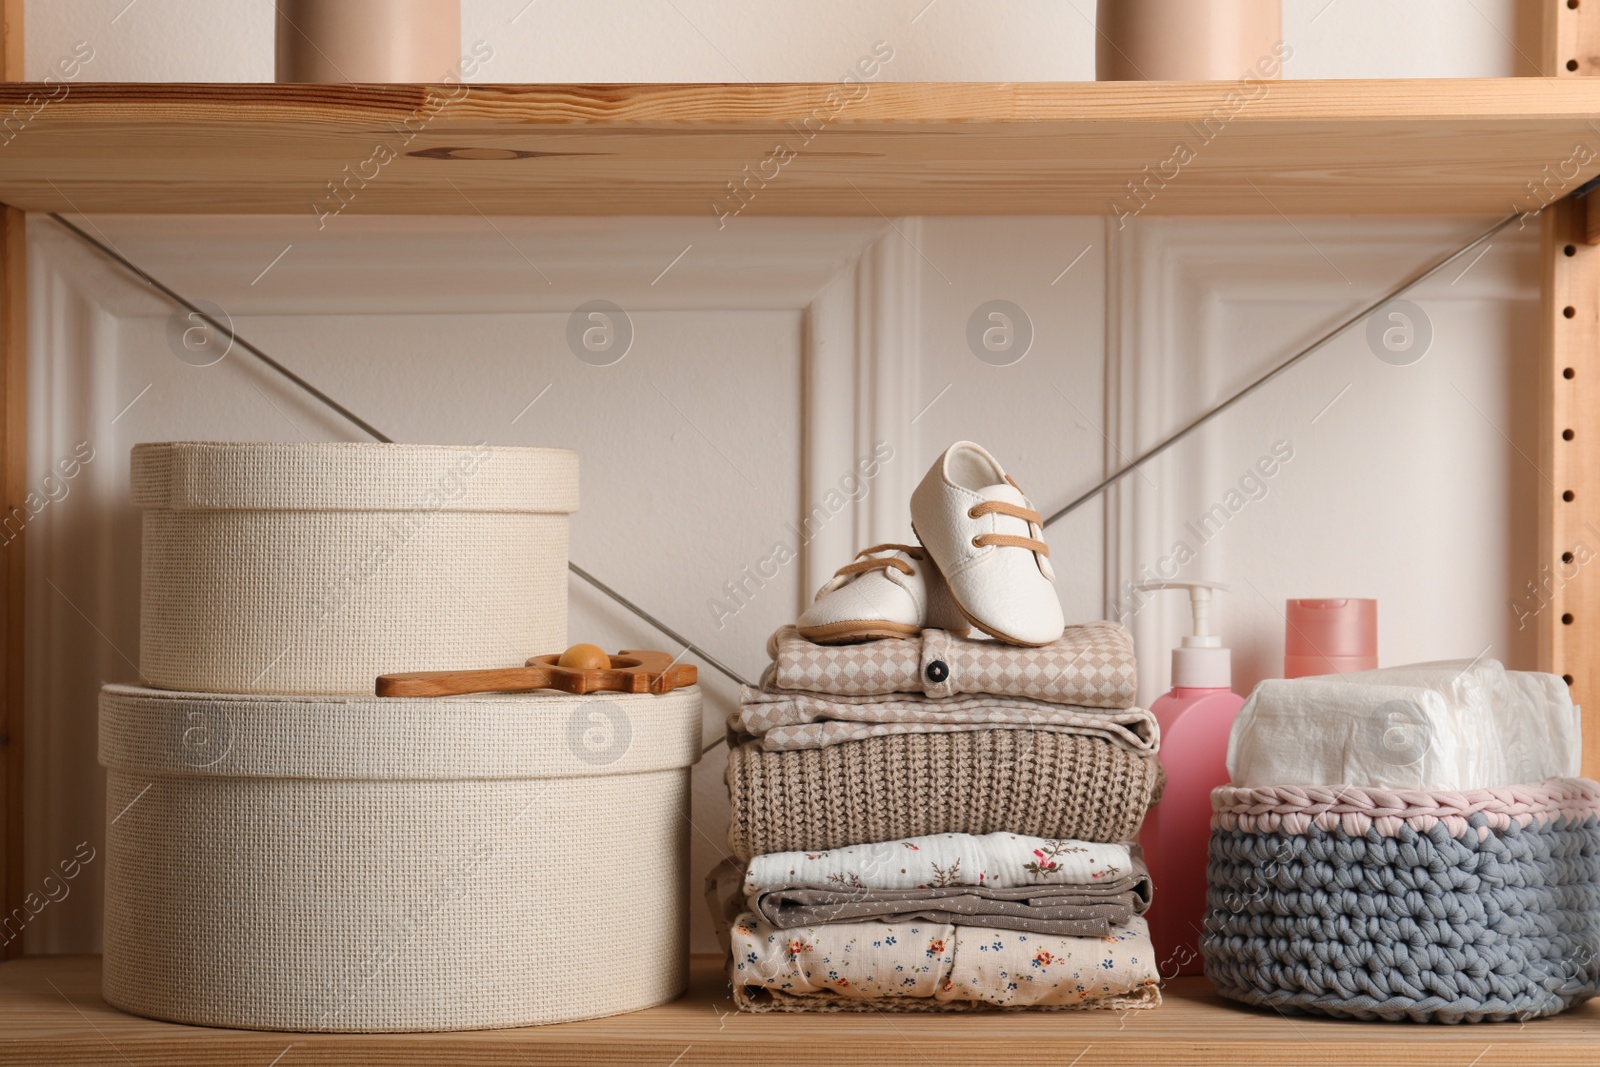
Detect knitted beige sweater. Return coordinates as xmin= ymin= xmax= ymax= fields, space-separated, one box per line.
xmin=724 ymin=729 xmax=1163 ymax=861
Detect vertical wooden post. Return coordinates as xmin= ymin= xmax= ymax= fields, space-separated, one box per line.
xmin=1544 ymin=0 xmax=1600 ymax=77
xmin=1541 ymin=202 xmax=1600 ymax=777
xmin=0 ymin=0 xmax=21 ymax=959
xmin=1541 ymin=1 xmax=1600 ymax=777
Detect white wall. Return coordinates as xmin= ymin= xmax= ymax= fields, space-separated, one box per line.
xmin=27 ymin=0 xmax=1528 ymax=82
xmin=1103 ymin=217 xmax=1541 ymax=706
xmin=17 ymin=1 xmax=1544 ymax=961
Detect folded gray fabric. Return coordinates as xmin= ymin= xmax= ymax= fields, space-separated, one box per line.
xmin=749 ymin=860 xmax=1152 ymax=936
xmin=734 ymin=687 xmax=1158 ymax=754
xmin=708 ymin=848 xmax=1153 ymax=939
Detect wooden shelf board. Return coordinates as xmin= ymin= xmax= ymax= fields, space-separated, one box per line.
xmin=1 ymin=80 xmax=1599 ymax=216
xmin=1 ymin=954 xmax=1596 ymax=1065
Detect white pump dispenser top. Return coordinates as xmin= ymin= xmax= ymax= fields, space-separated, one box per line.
xmin=1132 ymin=580 xmax=1233 ymax=689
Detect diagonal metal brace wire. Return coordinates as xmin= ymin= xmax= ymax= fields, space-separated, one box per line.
xmin=1040 ymin=209 xmax=1530 ymax=527
xmin=52 ymin=205 xmax=1543 ymax=730
xmin=49 ymin=212 xmax=756 ymax=695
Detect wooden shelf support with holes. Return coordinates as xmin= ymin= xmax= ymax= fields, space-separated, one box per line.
xmin=1540 ymin=200 xmax=1599 ymax=776
xmin=1542 ymin=0 xmax=1600 ymax=778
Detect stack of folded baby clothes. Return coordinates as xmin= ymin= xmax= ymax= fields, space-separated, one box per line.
xmin=712 ymin=441 xmax=1165 ymax=1012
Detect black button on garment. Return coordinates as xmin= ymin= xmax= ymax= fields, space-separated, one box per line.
xmin=925 ymin=660 xmax=949 ymax=683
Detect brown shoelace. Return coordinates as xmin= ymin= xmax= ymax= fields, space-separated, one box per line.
xmin=967 ymin=484 xmax=1050 ymax=556
xmin=832 ymin=543 xmax=926 ymax=579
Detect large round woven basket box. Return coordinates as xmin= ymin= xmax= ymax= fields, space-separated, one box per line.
xmin=99 ymin=683 xmax=703 ymax=1031
xmin=132 ymin=441 xmax=578 ymax=694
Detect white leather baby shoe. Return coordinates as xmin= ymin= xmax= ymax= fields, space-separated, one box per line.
xmin=910 ymin=441 xmax=1064 ymax=646
xmin=796 ymin=543 xmax=967 ymax=644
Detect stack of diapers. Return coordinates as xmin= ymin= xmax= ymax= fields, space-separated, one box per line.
xmin=715 ymin=622 xmax=1166 ymax=1012
xmin=1227 ymin=658 xmax=1582 ymax=790
xmin=1203 ymin=658 xmax=1600 ymax=1022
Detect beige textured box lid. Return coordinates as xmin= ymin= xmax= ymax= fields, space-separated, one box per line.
xmin=130 ymin=441 xmax=578 ymax=514
xmin=99 ymin=684 xmax=703 ymax=781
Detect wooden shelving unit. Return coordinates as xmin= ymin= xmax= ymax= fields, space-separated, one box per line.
xmin=1 ymin=4 xmax=1598 ymax=1064
xmin=2 ymin=954 xmax=1597 ymax=1066
xmin=1 ymin=79 xmax=1600 ymax=216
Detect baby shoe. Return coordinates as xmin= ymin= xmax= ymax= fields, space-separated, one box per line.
xmin=909 ymin=441 xmax=1064 ymax=646
xmin=797 ymin=544 xmax=967 ymax=644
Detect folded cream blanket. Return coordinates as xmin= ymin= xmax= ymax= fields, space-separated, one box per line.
xmin=728 ymin=911 xmax=1161 ymax=1012
xmin=734 ymin=688 xmax=1158 ymax=754
xmin=765 ymin=622 xmax=1137 ymax=707
xmin=725 ymin=730 xmax=1164 ymax=861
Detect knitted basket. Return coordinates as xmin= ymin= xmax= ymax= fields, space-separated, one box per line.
xmin=1203 ymin=778 xmax=1600 ymax=1023
xmin=132 ymin=441 xmax=578 ymax=694
xmin=99 ymin=683 xmax=702 ymax=1032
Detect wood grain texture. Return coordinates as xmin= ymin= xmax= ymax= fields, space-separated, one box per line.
xmin=0 ymin=955 xmax=1596 ymax=1066
xmin=0 ymin=0 xmax=20 ymax=963
xmin=1 ymin=80 xmax=1599 ymax=215
xmin=1540 ymin=201 xmax=1600 ymax=778
xmin=1541 ymin=0 xmax=1600 ymax=778
xmin=0 ymin=0 xmax=18 ymax=84
xmin=376 ymin=650 xmax=697 ymax=697
xmin=0 ymin=207 xmax=18 ymax=962
xmin=1547 ymin=0 xmax=1600 ymax=76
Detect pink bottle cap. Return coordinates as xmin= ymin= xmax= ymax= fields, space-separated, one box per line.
xmin=1284 ymin=598 xmax=1377 ymax=678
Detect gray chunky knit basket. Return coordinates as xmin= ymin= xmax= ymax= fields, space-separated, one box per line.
xmin=1202 ymin=778 xmax=1600 ymax=1023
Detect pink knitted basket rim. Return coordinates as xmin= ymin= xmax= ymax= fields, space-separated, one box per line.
xmin=1211 ymin=777 xmax=1600 ymax=840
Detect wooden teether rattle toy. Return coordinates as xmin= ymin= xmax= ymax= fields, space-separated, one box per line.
xmin=375 ymin=645 xmax=696 ymax=697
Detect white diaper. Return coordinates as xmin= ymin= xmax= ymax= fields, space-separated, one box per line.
xmin=1226 ymin=659 xmax=1582 ymax=790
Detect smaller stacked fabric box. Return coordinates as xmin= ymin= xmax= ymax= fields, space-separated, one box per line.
xmin=1203 ymin=779 xmax=1600 ymax=1023
xmin=720 ymin=621 xmax=1165 ymax=1012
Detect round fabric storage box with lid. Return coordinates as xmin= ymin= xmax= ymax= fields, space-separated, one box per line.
xmin=1202 ymin=778 xmax=1600 ymax=1023
xmin=99 ymin=683 xmax=703 ymax=1031
xmin=132 ymin=441 xmax=578 ymax=694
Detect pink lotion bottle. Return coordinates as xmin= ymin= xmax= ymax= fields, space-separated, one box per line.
xmin=1134 ymin=580 xmax=1244 ymax=978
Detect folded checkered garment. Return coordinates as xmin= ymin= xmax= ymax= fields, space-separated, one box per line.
xmin=733 ymin=687 xmax=1158 ymax=753
xmin=764 ymin=623 xmax=1137 ymax=707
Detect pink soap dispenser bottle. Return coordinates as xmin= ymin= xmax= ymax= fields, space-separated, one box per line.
xmin=1134 ymin=580 xmax=1244 ymax=979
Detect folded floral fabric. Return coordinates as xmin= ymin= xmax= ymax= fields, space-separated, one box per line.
xmin=746 ymin=830 xmax=1132 ymax=889
xmin=729 ymin=911 xmax=1161 ymax=1012
xmin=737 ymin=844 xmax=1153 ymax=936
xmin=765 ymin=622 xmax=1137 ymax=707
xmin=724 ymin=730 xmax=1163 ymax=861
xmin=734 ymin=687 xmax=1158 ymax=754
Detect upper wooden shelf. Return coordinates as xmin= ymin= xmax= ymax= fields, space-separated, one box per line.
xmin=5 ymin=955 xmax=1598 ymax=1065
xmin=1 ymin=80 xmax=1600 ymax=217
